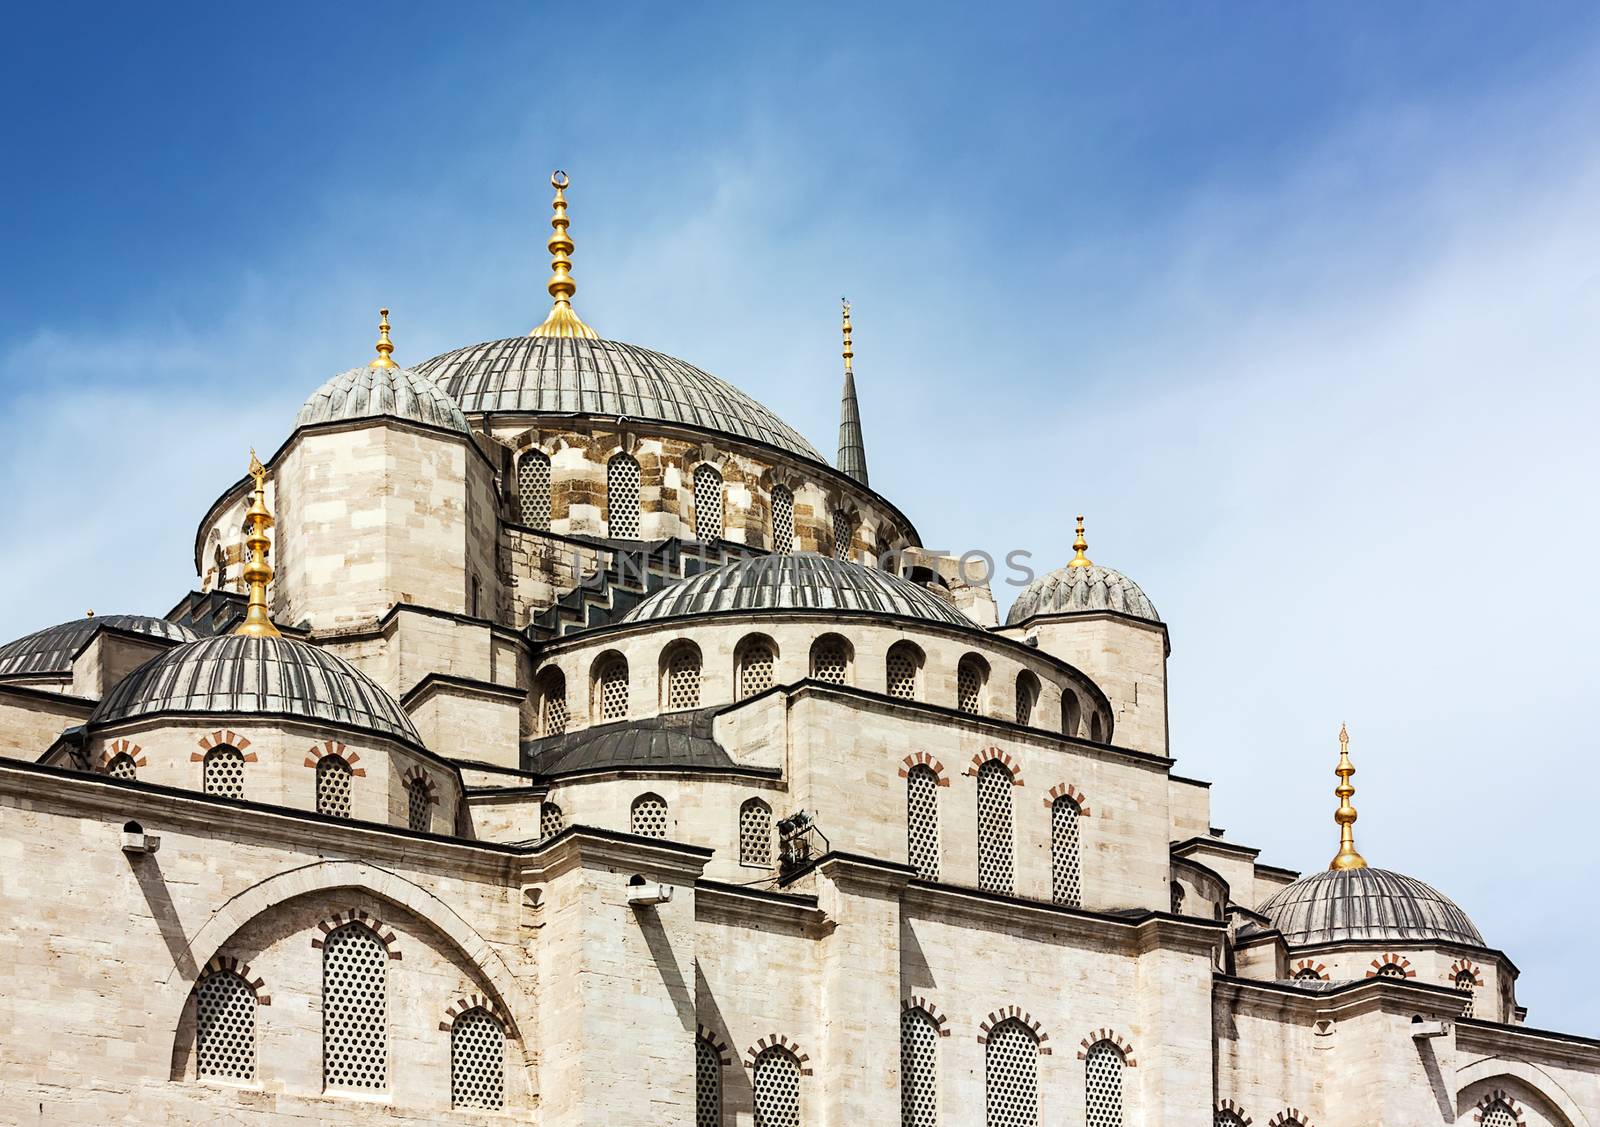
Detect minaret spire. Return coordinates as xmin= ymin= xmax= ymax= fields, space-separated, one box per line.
xmin=1067 ymin=515 xmax=1093 ymax=568
xmin=835 ymin=298 xmax=869 ymax=485
xmin=531 ymin=170 xmax=600 ymax=340
xmin=1329 ymin=723 xmax=1368 ymax=871
xmin=236 ymin=450 xmax=281 ymax=638
xmin=370 ymin=308 xmax=397 ymax=368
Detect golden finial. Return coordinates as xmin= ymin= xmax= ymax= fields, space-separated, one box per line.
xmin=842 ymin=297 xmax=854 ymax=373
xmin=235 ymin=449 xmax=281 ymax=639
xmin=1329 ymin=722 xmax=1368 ymax=871
xmin=369 ymin=308 xmax=397 ymax=368
xmin=531 ymin=170 xmax=600 ymax=340
xmin=1067 ymin=514 xmax=1093 ymax=568
xmin=85 ymin=609 xmax=94 ymax=618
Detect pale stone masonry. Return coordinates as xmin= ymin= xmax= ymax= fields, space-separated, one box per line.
xmin=1 ymin=204 xmax=1596 ymax=1127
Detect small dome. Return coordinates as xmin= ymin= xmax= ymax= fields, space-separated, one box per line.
xmin=1006 ymin=564 xmax=1160 ymax=626
xmin=620 ymin=555 xmax=973 ymax=629
xmin=296 ymin=365 xmax=471 ymax=436
xmin=0 ymin=615 xmax=195 ymax=680
xmin=90 ymin=634 xmax=420 ymax=745
xmin=1256 ymin=867 xmax=1484 ymax=947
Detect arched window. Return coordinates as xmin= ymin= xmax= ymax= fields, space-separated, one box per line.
xmin=405 ymin=776 xmax=430 ymax=832
xmin=1051 ymin=795 xmax=1082 ymax=907
xmin=322 ymin=922 xmax=386 ymax=1091
xmin=518 ymin=448 xmax=552 ymax=530
xmin=831 ymin=510 xmax=855 ymax=561
xmin=632 ymin=793 xmax=669 ymax=838
xmin=956 ymin=655 xmax=987 ymax=715
xmin=737 ymin=636 xmax=777 ymax=699
xmin=739 ymin=798 xmax=772 ymax=866
xmin=607 ymin=453 xmax=642 ymax=539
xmin=662 ymin=643 xmax=703 ymax=711
xmin=1089 ymin=713 xmax=1105 ymax=742
xmin=976 ymin=759 xmax=1014 ymax=894
xmin=1062 ymin=690 xmax=1083 ymax=739
xmin=540 ymin=801 xmax=564 ymax=841
xmin=771 ymin=485 xmax=795 ymax=554
xmin=1214 ymin=1111 xmax=1247 ymax=1127
xmin=901 ymin=1006 xmax=939 ymax=1127
xmin=1376 ymin=963 xmax=1407 ymax=980
xmin=1084 ymin=1040 xmax=1125 ymax=1127
xmin=471 ymin=574 xmax=482 ymax=618
xmin=907 ymin=764 xmax=940 ymax=880
xmin=203 ymin=745 xmax=245 ymax=798
xmin=752 ymin=1045 xmax=801 ymax=1127
xmin=106 ymin=753 xmax=137 ymax=780
xmin=316 ymin=756 xmax=352 ymax=819
xmin=195 ymin=970 xmax=256 ymax=1081
xmin=538 ymin=667 xmax=568 ymax=736
xmin=1455 ymin=969 xmax=1478 ymax=1017
xmin=984 ymin=1017 xmax=1038 ymax=1127
xmin=696 ymin=1034 xmax=722 ymax=1127
xmin=693 ymin=464 xmax=725 ymax=541
xmin=1293 ymin=967 xmax=1321 ymax=982
xmin=1481 ymin=1102 xmax=1517 ymax=1127
xmin=886 ymin=642 xmax=921 ymax=700
xmin=810 ymin=634 xmax=850 ymax=685
xmin=1014 ymin=671 xmax=1039 ymax=726
xmin=450 ymin=1007 xmax=505 ymax=1110
xmin=595 ymin=654 xmax=629 ymax=721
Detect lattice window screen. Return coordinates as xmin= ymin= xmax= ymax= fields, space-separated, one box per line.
xmin=518 ymin=450 xmax=552 ymax=530
xmin=887 ymin=647 xmax=918 ymax=699
xmin=739 ymin=642 xmax=776 ymax=699
xmin=632 ymin=794 xmax=668 ymax=838
xmin=608 ymin=454 xmax=642 ymax=539
xmin=406 ymin=779 xmax=430 ymax=832
xmin=696 ymin=1037 xmax=722 ymax=1127
xmin=107 ymin=754 xmax=137 ymax=780
xmin=831 ymin=510 xmax=854 ymax=561
xmin=740 ymin=799 xmax=772 ymax=866
xmin=1051 ymin=796 xmax=1082 ymax=907
xmin=901 ymin=1006 xmax=939 ymax=1127
xmin=1293 ymin=968 xmax=1321 ymax=981
xmin=907 ymin=765 xmax=940 ymax=880
xmin=204 ymin=746 xmax=245 ymax=798
xmin=771 ymin=485 xmax=794 ymax=554
xmin=666 ymin=648 xmax=702 ymax=710
xmin=811 ymin=639 xmax=848 ymax=684
xmin=1014 ymin=676 xmax=1035 ymax=725
xmin=1214 ymin=1113 xmax=1246 ymax=1127
xmin=317 ymin=757 xmax=352 ymax=819
xmin=957 ymin=659 xmax=983 ymax=714
xmin=984 ymin=1019 xmax=1038 ymax=1127
xmin=976 ymin=760 xmax=1014 ymax=894
xmin=1456 ymin=971 xmax=1477 ymax=1017
xmin=599 ymin=658 xmax=629 ymax=721
xmin=450 ymin=1008 xmax=505 ymax=1110
xmin=1377 ymin=964 xmax=1406 ymax=979
xmin=1481 ymin=1104 xmax=1517 ymax=1127
xmin=694 ymin=465 xmax=725 ymax=541
xmin=196 ymin=971 xmax=256 ymax=1081
xmin=1084 ymin=1041 xmax=1124 ymax=1127
xmin=541 ymin=675 xmax=568 ymax=736
xmin=322 ymin=923 xmax=386 ymax=1091
xmin=540 ymin=802 xmax=565 ymax=840
xmin=752 ymin=1047 xmax=801 ymax=1127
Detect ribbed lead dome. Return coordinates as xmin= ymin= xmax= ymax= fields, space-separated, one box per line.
xmin=1256 ymin=867 xmax=1484 ymax=947
xmin=1006 ymin=564 xmax=1160 ymax=625
xmin=0 ymin=615 xmax=195 ymax=680
xmin=621 ymin=555 xmax=972 ymax=628
xmin=296 ymin=365 xmax=471 ymax=435
xmin=413 ymin=336 xmax=823 ymax=464
xmin=90 ymin=634 xmax=420 ymax=745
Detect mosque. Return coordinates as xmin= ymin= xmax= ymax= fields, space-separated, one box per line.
xmin=0 ymin=172 xmax=1594 ymax=1127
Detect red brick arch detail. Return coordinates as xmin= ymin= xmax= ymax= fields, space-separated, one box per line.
xmin=1043 ymin=783 xmax=1091 ymax=814
xmin=1216 ymin=1099 xmax=1253 ymax=1125
xmin=437 ymin=993 xmax=505 ymax=1032
xmin=100 ymin=739 xmax=147 ymax=771
xmin=199 ymin=955 xmax=271 ymax=1006
xmin=403 ymin=765 xmax=441 ymax=806
xmin=1450 ymin=958 xmax=1485 ymax=988
xmin=965 ymin=747 xmax=1024 ymax=786
xmin=898 ymin=752 xmax=950 ymax=787
xmin=1076 ymin=1028 xmax=1137 ymax=1067
xmin=1366 ymin=952 xmax=1415 ymax=979
xmin=1267 ymin=1112 xmax=1315 ymax=1127
xmin=310 ymin=908 xmax=401 ymax=960
xmin=304 ymin=739 xmax=366 ymax=777
xmin=743 ymin=1033 xmax=811 ymax=1075
xmin=696 ymin=1024 xmax=732 ymax=1066
xmin=977 ymin=1005 xmax=1050 ymax=1053
xmin=1473 ymin=1090 xmax=1526 ymax=1126
xmin=1293 ymin=959 xmax=1328 ymax=982
xmin=903 ymin=995 xmax=951 ymax=1037
xmin=191 ymin=729 xmax=256 ymax=761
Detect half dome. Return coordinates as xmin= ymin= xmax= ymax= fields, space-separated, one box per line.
xmin=296 ymin=365 xmax=471 ymax=435
xmin=0 ymin=615 xmax=195 ymax=680
xmin=620 ymin=555 xmax=973 ymax=629
xmin=1256 ymin=866 xmax=1484 ymax=947
xmin=90 ymin=634 xmax=420 ymax=745
xmin=413 ymin=336 xmax=823 ymax=464
xmin=1006 ymin=564 xmax=1160 ymax=626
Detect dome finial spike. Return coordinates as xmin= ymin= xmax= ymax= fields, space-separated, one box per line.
xmin=370 ymin=308 xmax=397 ymax=368
xmin=841 ymin=297 xmax=853 ymax=373
xmin=531 ymin=169 xmax=600 ymax=340
xmin=1329 ymin=721 xmax=1368 ymax=870
xmin=235 ymin=449 xmax=282 ymax=639
xmin=1067 ymin=514 xmax=1093 ymax=568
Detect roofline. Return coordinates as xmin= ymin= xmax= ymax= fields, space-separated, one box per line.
xmin=1001 ymin=608 xmax=1170 ymax=655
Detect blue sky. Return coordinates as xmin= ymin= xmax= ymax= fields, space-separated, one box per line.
xmin=4 ymin=4 xmax=1599 ymax=1031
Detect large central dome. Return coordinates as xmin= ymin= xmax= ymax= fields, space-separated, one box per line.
xmin=414 ymin=335 xmax=824 ymax=464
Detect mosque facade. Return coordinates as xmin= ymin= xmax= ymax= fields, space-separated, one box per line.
xmin=0 ymin=173 xmax=1595 ymax=1127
